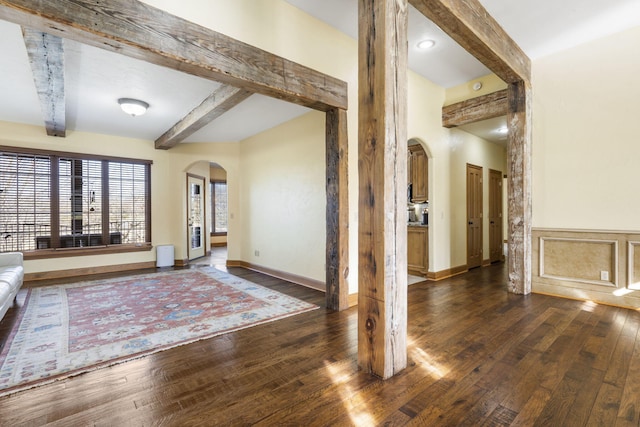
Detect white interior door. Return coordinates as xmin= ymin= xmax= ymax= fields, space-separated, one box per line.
xmin=187 ymin=174 xmax=206 ymax=260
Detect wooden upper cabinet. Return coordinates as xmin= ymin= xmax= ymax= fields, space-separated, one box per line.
xmin=409 ymin=144 xmax=428 ymax=203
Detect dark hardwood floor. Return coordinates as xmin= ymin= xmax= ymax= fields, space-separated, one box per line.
xmin=1 ymin=261 xmax=640 ymax=426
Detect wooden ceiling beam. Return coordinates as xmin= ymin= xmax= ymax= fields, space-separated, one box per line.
xmin=442 ymin=89 xmax=507 ymax=128
xmin=155 ymin=85 xmax=252 ymax=150
xmin=408 ymin=0 xmax=530 ymax=84
xmin=22 ymin=28 xmax=65 ymax=137
xmin=0 ymin=0 xmax=347 ymax=112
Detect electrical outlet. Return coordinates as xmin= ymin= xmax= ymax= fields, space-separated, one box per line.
xmin=600 ymin=271 xmax=609 ymax=281
xmin=254 ymin=250 xmax=260 ymax=257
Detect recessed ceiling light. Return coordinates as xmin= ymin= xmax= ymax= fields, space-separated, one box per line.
xmin=118 ymin=98 xmax=149 ymax=116
xmin=417 ymin=39 xmax=436 ymax=50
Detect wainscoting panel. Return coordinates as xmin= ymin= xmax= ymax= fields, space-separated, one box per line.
xmin=628 ymin=241 xmax=640 ymax=289
xmin=540 ymin=237 xmax=617 ymax=286
xmin=533 ymin=229 xmax=640 ymax=309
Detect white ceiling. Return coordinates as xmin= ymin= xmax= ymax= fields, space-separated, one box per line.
xmin=0 ymin=1 xmax=638 ymax=145
xmin=0 ymin=19 xmax=310 ymax=144
xmin=285 ymin=0 xmax=640 ymax=144
xmin=286 ymin=0 xmax=640 ymax=87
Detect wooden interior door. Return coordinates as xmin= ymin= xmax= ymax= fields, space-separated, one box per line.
xmin=187 ymin=174 xmax=206 ymax=260
xmin=489 ymin=169 xmax=503 ymax=263
xmin=466 ymin=164 xmax=483 ymax=269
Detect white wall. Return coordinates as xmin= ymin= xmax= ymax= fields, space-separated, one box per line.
xmin=444 ymin=73 xmax=507 ymax=106
xmin=238 ymin=111 xmax=326 ymax=281
xmin=533 ymin=26 xmax=640 ymax=231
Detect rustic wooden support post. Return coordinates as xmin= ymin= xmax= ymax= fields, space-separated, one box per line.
xmin=326 ymin=108 xmax=350 ymax=311
xmin=507 ymin=81 xmax=532 ymax=294
xmin=358 ymin=0 xmax=408 ymax=379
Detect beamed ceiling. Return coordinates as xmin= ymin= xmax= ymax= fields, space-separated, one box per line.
xmin=0 ymin=0 xmax=637 ymax=146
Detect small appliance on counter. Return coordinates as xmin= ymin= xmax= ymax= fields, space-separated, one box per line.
xmin=408 ymin=206 xmax=417 ymax=222
xmin=421 ymin=207 xmax=429 ymax=225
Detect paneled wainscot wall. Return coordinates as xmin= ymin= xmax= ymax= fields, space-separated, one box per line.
xmin=532 ymin=228 xmax=640 ymax=309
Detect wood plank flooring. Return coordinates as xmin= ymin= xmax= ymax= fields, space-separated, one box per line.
xmin=1 ymin=262 xmax=640 ymax=426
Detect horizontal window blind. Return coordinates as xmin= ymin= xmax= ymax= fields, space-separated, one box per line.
xmin=0 ymin=147 xmax=151 ymax=253
xmin=0 ymin=153 xmax=50 ymax=252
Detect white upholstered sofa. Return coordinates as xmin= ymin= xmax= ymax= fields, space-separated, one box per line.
xmin=0 ymin=252 xmax=24 ymax=321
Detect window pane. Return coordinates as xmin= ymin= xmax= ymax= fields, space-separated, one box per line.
xmin=213 ymin=182 xmax=228 ymax=233
xmin=109 ymin=162 xmax=148 ymax=244
xmin=0 ymin=152 xmax=51 ymax=251
xmin=58 ymin=159 xmax=103 ymax=247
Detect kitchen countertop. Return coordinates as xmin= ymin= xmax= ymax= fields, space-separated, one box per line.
xmin=408 ymin=222 xmax=428 ymax=227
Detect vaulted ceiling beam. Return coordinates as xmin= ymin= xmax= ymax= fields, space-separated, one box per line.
xmin=408 ymin=0 xmax=530 ymax=84
xmin=155 ymin=85 xmax=252 ymax=150
xmin=22 ymin=28 xmax=65 ymax=137
xmin=442 ymin=89 xmax=507 ymax=128
xmin=0 ymin=0 xmax=347 ymax=112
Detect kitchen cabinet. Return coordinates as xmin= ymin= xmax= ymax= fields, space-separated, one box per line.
xmin=409 ymin=144 xmax=428 ymax=203
xmin=408 ymin=225 xmax=428 ymax=276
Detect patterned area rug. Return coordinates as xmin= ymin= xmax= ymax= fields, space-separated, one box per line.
xmin=0 ymin=267 xmax=318 ymax=396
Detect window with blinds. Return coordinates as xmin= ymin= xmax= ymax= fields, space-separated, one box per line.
xmin=0 ymin=153 xmax=51 ymax=252
xmin=0 ymin=146 xmax=151 ymax=253
xmin=109 ymin=162 xmax=148 ymax=244
xmin=59 ymin=158 xmax=103 ymax=247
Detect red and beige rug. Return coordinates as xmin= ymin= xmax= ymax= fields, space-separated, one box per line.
xmin=0 ymin=267 xmax=318 ymax=396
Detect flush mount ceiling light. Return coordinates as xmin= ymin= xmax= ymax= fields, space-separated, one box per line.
xmin=118 ymin=98 xmax=149 ymax=116
xmin=416 ymin=39 xmax=436 ymax=50
xmin=495 ymin=126 xmax=509 ymax=139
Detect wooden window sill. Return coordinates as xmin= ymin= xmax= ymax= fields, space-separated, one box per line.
xmin=23 ymin=243 xmax=153 ymax=260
